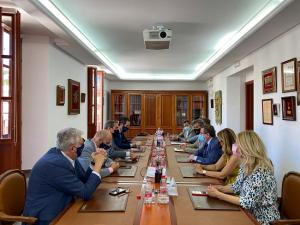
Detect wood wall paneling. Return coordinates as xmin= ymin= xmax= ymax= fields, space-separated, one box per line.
xmin=111 ymin=90 xmax=208 ymax=137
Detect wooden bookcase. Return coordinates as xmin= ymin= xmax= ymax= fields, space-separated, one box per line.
xmin=111 ymin=90 xmax=208 ymax=137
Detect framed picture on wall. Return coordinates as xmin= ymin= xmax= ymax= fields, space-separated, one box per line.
xmin=56 ymin=85 xmax=65 ymax=106
xmin=297 ymin=61 xmax=300 ymax=105
xmin=281 ymin=96 xmax=296 ymax=121
xmin=215 ymin=90 xmax=222 ymax=125
xmin=68 ymin=79 xmax=80 ymax=115
xmin=281 ymin=58 xmax=297 ymax=93
xmin=262 ymin=67 xmax=277 ymax=94
xmin=273 ymin=104 xmax=280 ymax=117
xmin=262 ymin=99 xmax=273 ymax=125
xmin=81 ymin=93 xmax=86 ymax=103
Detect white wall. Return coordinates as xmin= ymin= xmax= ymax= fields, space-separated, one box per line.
xmin=210 ymin=23 xmax=300 ymax=193
xmin=22 ymin=36 xmax=50 ymax=170
xmin=22 ymin=36 xmax=87 ymax=169
xmin=48 ymin=45 xmax=87 ymax=147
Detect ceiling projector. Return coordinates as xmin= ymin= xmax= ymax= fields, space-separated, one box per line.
xmin=143 ymin=26 xmax=172 ymax=50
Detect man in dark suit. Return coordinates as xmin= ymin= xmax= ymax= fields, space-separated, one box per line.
xmin=119 ymin=116 xmax=131 ymax=144
xmin=102 ymin=120 xmax=138 ymax=160
xmin=23 ymin=128 xmax=106 ymax=225
xmin=189 ymin=125 xmax=222 ymax=165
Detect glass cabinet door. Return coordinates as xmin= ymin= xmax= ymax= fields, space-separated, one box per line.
xmin=176 ymin=96 xmax=188 ymax=126
xmin=192 ymin=95 xmax=205 ymax=120
xmin=113 ymin=94 xmax=126 ymax=120
xmin=129 ymin=95 xmax=141 ymax=126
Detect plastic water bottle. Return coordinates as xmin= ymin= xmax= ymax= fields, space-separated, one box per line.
xmin=158 ymin=174 xmax=169 ymax=204
xmin=156 ymin=128 xmax=163 ymax=147
xmin=144 ymin=181 xmax=153 ymax=204
xmin=167 ymin=177 xmax=178 ymax=196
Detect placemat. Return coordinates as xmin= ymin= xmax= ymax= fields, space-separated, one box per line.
xmin=187 ymin=186 xmax=239 ymax=211
xmin=110 ymin=166 xmax=138 ymax=177
xmin=175 ymin=155 xmax=190 ymax=163
xmin=79 ymin=188 xmax=129 ymax=212
xmin=179 ymin=165 xmax=206 ymax=178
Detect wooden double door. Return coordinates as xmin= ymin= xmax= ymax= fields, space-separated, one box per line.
xmin=111 ymin=90 xmax=208 ymax=137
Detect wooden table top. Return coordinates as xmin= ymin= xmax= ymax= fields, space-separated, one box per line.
xmin=51 ymin=138 xmax=258 ymax=225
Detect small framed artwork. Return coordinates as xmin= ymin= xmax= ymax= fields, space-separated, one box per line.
xmin=56 ymin=85 xmax=65 ymax=106
xmin=81 ymin=93 xmax=86 ymax=103
xmin=281 ymin=96 xmax=296 ymax=121
xmin=68 ymin=79 xmax=80 ymax=115
xmin=262 ymin=67 xmax=277 ymax=94
xmin=273 ymin=104 xmax=280 ymax=117
xmin=262 ymin=99 xmax=273 ymax=125
xmin=281 ymin=58 xmax=297 ymax=93
xmin=297 ymin=61 xmax=300 ymax=105
xmin=210 ymin=99 xmax=214 ymax=108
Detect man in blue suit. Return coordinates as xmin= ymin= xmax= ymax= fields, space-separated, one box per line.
xmin=23 ymin=128 xmax=106 ymax=225
xmin=189 ymin=125 xmax=222 ymax=165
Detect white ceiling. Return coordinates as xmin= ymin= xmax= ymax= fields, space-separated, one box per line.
xmin=50 ymin=0 xmax=273 ymax=75
xmin=4 ymin=0 xmax=298 ymax=80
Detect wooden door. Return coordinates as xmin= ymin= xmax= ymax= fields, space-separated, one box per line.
xmin=245 ymin=81 xmax=254 ymax=130
xmin=128 ymin=93 xmax=142 ymax=137
xmin=111 ymin=93 xmax=127 ymax=121
xmin=144 ymin=94 xmax=157 ymax=134
xmin=160 ymin=94 xmax=174 ymax=134
xmin=87 ymin=68 xmax=104 ymax=138
xmin=0 ymin=10 xmax=21 ymax=173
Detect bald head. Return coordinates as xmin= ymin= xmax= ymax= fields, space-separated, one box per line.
xmin=93 ymin=130 xmax=112 ymax=146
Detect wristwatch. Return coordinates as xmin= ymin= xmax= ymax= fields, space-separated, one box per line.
xmin=202 ymin=170 xmax=207 ymax=175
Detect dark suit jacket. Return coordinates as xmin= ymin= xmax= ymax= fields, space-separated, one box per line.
xmin=112 ymin=130 xmax=131 ymax=149
xmin=194 ymin=137 xmax=223 ymax=165
xmin=23 ymin=147 xmax=101 ymax=224
xmin=121 ymin=127 xmax=131 ymax=144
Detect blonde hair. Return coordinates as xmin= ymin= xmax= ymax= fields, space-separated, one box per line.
xmin=217 ymin=128 xmax=236 ymax=156
xmin=237 ymin=131 xmax=273 ymax=175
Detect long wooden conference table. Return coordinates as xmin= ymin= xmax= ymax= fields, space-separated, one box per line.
xmin=51 ymin=136 xmax=258 ymax=225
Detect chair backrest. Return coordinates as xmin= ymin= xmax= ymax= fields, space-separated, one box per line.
xmin=0 ymin=169 xmax=26 ymax=216
xmin=281 ymin=171 xmax=300 ymax=219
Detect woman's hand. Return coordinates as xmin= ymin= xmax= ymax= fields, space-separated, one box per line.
xmin=194 ymin=164 xmax=203 ymax=174
xmin=207 ymin=185 xmax=220 ymax=198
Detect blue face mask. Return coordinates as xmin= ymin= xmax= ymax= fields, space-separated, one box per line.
xmin=198 ymin=134 xmax=205 ymax=143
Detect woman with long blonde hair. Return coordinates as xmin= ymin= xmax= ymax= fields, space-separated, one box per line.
xmin=194 ymin=128 xmax=240 ymax=184
xmin=207 ymin=131 xmax=280 ymax=225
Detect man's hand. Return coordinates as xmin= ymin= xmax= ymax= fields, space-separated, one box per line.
xmin=130 ymin=152 xmax=138 ymax=160
xmin=188 ymin=154 xmax=195 ymax=162
xmin=91 ymin=152 xmax=106 ymax=172
xmin=135 ymin=141 xmax=142 ymax=146
xmin=110 ymin=162 xmax=120 ymax=172
xmin=180 ymin=143 xmax=187 ymax=150
xmin=95 ymin=148 xmax=107 ymax=157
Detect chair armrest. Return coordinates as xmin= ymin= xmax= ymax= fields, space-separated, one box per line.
xmin=271 ymin=219 xmax=300 ymax=225
xmin=0 ymin=211 xmax=37 ymax=224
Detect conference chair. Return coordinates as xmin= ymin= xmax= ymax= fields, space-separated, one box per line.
xmin=0 ymin=169 xmax=37 ymax=224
